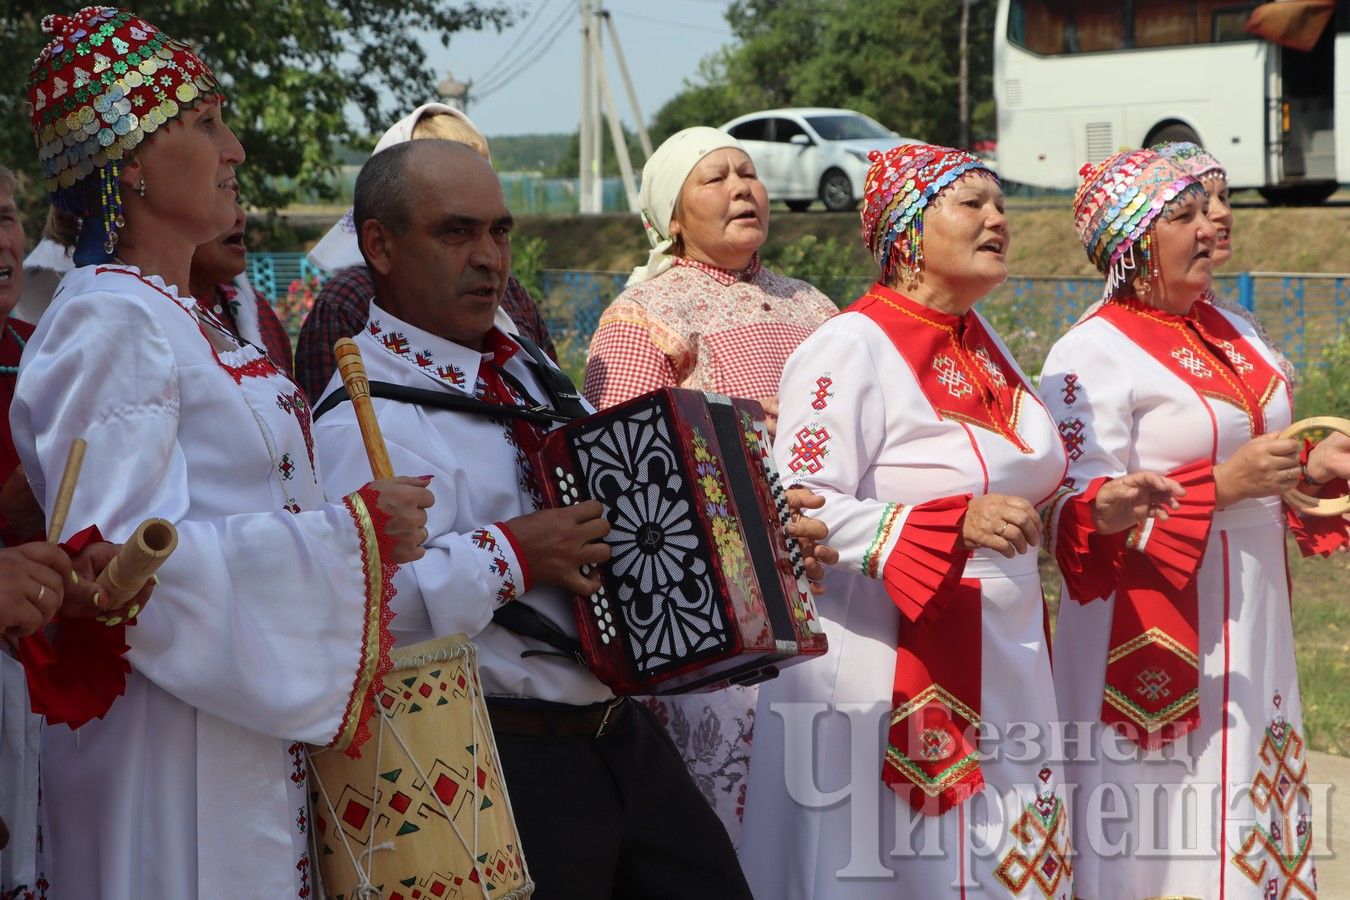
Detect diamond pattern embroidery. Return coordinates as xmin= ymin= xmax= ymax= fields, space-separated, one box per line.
xmin=787 ymin=425 xmax=831 ymax=475
xmin=973 ymin=347 xmax=1008 ymax=388
xmin=1170 ymin=346 xmax=1213 ymax=379
xmin=1217 ymin=339 xmax=1255 ymax=375
xmin=933 ymin=354 xmax=974 ymax=398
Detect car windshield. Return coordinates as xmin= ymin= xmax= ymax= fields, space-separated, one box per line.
xmin=804 ymin=114 xmax=893 ymax=141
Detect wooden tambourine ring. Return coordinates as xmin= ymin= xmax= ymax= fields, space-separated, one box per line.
xmin=1279 ymin=416 xmax=1350 ymax=517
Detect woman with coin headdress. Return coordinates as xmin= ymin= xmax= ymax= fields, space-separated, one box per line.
xmin=1040 ymin=148 xmax=1349 ymax=899
xmin=739 ymin=143 xmax=1180 ymax=897
xmin=14 ymin=8 xmax=432 ymax=896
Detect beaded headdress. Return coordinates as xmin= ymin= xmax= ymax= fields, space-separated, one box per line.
xmin=1153 ymin=141 xmax=1227 ymax=184
xmin=859 ymin=143 xmax=996 ymax=284
xmin=26 ymin=6 xmax=222 ymax=256
xmin=1073 ymin=149 xmax=1200 ymax=300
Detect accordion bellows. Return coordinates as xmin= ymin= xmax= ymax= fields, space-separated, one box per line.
xmin=534 ymin=388 xmax=827 ymax=694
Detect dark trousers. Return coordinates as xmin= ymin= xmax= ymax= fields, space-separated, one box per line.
xmin=491 ymin=699 xmax=753 ymax=900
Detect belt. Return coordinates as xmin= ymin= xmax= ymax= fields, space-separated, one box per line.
xmin=486 ymin=696 xmax=628 ymax=739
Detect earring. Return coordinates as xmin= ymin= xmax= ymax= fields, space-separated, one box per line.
xmin=99 ymin=161 xmax=126 ymax=254
xmin=136 ymin=178 xmax=147 ymax=200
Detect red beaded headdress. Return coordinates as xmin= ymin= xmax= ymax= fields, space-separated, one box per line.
xmin=1073 ymin=149 xmax=1200 ymax=300
xmin=859 ymin=143 xmax=996 ymax=284
xmin=26 ymin=6 xmax=222 ymax=254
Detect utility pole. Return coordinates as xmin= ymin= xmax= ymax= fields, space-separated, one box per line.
xmin=578 ymin=4 xmax=647 ymax=214
xmin=959 ymin=0 xmax=971 ymax=149
xmin=579 ymin=0 xmax=597 ymax=213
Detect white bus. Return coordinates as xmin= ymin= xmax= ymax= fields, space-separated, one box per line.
xmin=993 ymin=0 xmax=1347 ymax=203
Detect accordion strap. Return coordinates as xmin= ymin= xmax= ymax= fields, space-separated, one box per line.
xmin=491 ymin=602 xmax=587 ymax=667
xmin=311 ymin=381 xmax=570 ymax=426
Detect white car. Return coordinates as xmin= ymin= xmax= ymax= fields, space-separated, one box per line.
xmin=720 ymin=108 xmax=912 ymax=212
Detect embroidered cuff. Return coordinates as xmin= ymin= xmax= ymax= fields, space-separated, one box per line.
xmin=1132 ymin=459 xmax=1216 ymax=591
xmin=17 ymin=525 xmax=135 ymax=729
xmin=1050 ymin=477 xmax=1128 ymax=604
xmin=881 ymin=494 xmax=972 ymax=625
xmin=494 ymin=521 xmax=533 ymax=594
xmin=1286 ymin=446 xmax=1350 ymax=556
xmin=331 ymin=486 xmax=397 ymax=758
xmin=470 ymin=523 xmax=528 ymax=607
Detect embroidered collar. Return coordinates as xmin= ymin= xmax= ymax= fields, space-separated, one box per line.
xmin=365 ymin=303 xmax=518 ymax=396
xmin=672 ymin=253 xmax=763 ymax=286
xmin=1098 ymin=297 xmax=1284 ymax=434
xmin=851 ymin=283 xmax=1034 ymax=453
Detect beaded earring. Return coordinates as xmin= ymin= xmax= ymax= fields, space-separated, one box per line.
xmin=1135 ymin=229 xmax=1158 ymax=300
xmin=99 ymin=160 xmax=127 ymax=254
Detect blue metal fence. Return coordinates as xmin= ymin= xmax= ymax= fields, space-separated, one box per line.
xmin=246 ymin=253 xmax=1348 ymax=373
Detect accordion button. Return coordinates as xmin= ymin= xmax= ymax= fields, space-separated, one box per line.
xmin=600 ymin=633 xmax=611 ymax=644
xmin=593 ymin=604 xmax=603 ymax=616
xmin=555 ymin=467 xmax=565 ymax=477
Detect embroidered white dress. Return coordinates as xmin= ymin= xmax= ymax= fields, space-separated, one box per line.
xmin=741 ymin=287 xmax=1072 ymax=899
xmin=313 ymin=305 xmax=614 ymax=707
xmin=10 ymin=265 xmax=390 ymax=900
xmin=1040 ymin=299 xmax=1340 ymax=900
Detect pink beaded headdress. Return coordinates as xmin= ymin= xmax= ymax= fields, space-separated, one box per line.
xmin=1153 ymin=141 xmax=1227 ymax=184
xmin=26 ymin=6 xmax=222 ymax=257
xmin=1073 ymin=149 xmax=1200 ymax=300
xmin=860 ymin=143 xmax=996 ymax=284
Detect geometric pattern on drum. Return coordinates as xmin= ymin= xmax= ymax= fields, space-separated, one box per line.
xmin=570 ymin=401 xmax=728 ymax=676
xmin=994 ymin=767 xmax=1073 ymax=899
xmin=313 ymin=657 xmax=529 ymax=899
xmin=1231 ymin=692 xmax=1318 ymax=900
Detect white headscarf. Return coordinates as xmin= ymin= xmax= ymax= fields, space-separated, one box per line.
xmin=307 ymin=103 xmax=483 ymax=272
xmin=627 ymin=126 xmax=746 ymax=286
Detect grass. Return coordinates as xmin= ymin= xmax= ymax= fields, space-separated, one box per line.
xmin=1041 ymin=540 xmax=1350 ymax=755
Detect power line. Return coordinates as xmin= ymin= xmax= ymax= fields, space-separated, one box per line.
xmin=475 ymin=1 xmax=579 ymax=99
xmin=478 ymin=0 xmax=557 ymax=81
xmin=607 ymin=10 xmax=731 ymax=36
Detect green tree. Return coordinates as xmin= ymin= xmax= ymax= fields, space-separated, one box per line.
xmin=0 ymin=1 xmax=513 ymax=213
xmin=650 ymin=0 xmax=998 ymax=148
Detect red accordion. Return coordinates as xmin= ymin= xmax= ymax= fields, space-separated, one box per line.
xmin=532 ymin=388 xmax=827 ymax=695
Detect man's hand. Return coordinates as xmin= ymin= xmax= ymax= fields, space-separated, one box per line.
xmin=505 ymin=501 xmax=612 ymax=597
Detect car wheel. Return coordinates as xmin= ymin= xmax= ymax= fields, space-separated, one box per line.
xmin=819 ymin=169 xmax=855 ymax=212
xmin=785 ymin=199 xmax=812 ymax=212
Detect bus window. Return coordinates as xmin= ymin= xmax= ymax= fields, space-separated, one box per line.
xmin=1134 ymin=0 xmax=1202 ymax=47
xmin=1008 ymin=0 xmax=1126 ymax=55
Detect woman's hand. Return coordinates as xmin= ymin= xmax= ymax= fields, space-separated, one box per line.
xmin=758 ymin=396 xmax=779 ymax=443
xmin=369 ymin=476 xmax=436 ymax=564
xmin=0 ymin=542 xmax=70 ymax=640
xmin=1091 ymin=471 xmax=1185 ymax=535
xmin=62 ymin=542 xmax=157 ymax=622
xmin=786 ymin=487 xmax=839 ymax=594
xmin=1305 ymin=431 xmax=1350 ymax=485
xmin=1214 ymin=433 xmax=1300 ymax=507
xmin=962 ymin=494 xmax=1041 ymax=558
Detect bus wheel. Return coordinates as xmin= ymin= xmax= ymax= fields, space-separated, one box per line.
xmin=1146 ymin=122 xmax=1201 ymax=148
xmin=1258 ymin=181 xmax=1337 ymax=206
xmin=785 ymin=200 xmax=812 ymax=212
xmin=820 ymin=170 xmax=856 ymax=212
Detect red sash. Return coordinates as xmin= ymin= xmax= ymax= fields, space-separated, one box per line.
xmin=1090 ymin=299 xmax=1276 ymax=747
xmin=850 ymin=285 xmax=1039 ymax=812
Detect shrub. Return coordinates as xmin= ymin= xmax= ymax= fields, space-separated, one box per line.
xmin=1295 ymin=327 xmax=1350 ymax=419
